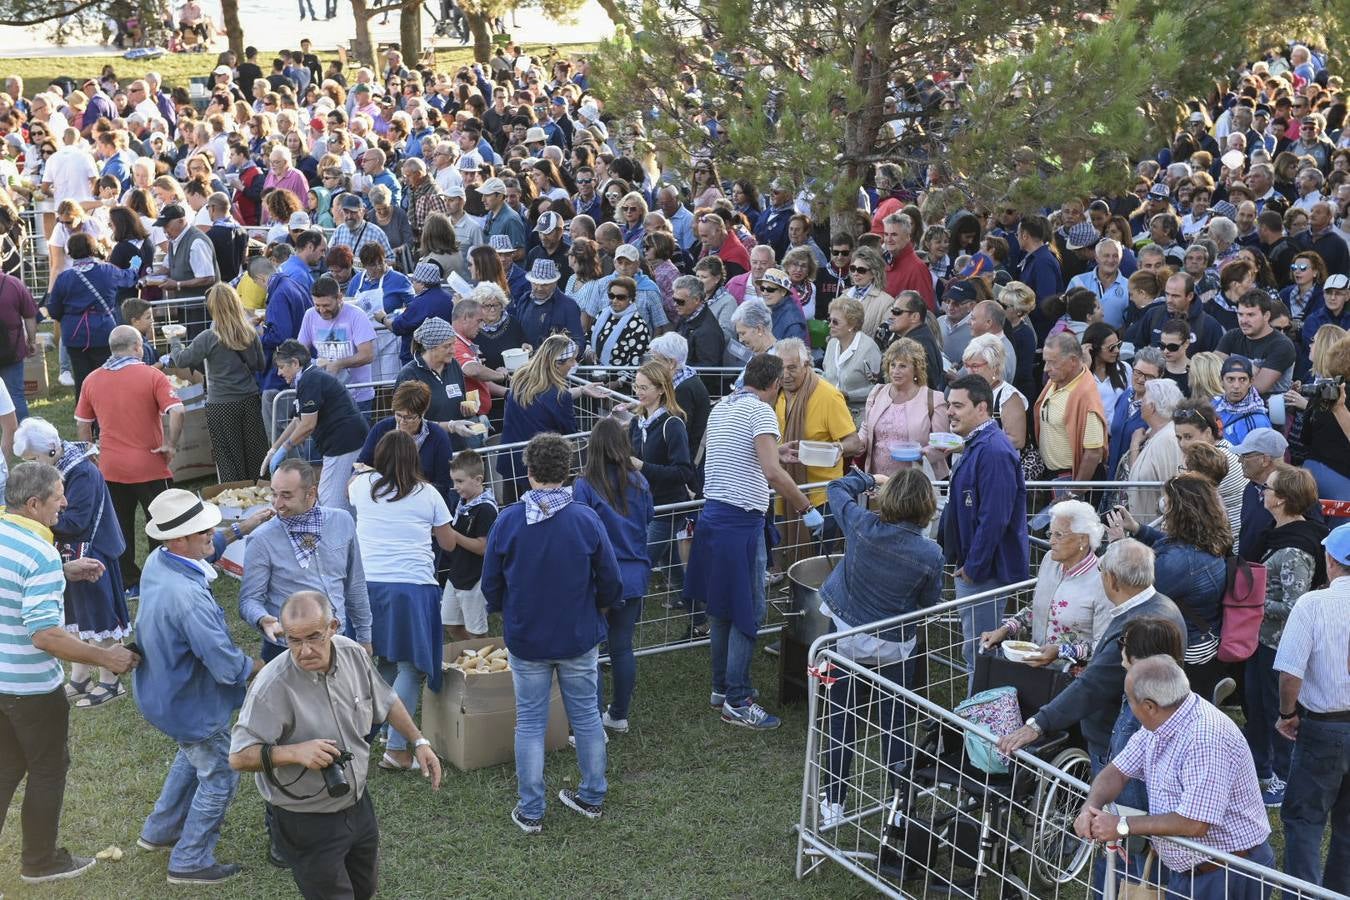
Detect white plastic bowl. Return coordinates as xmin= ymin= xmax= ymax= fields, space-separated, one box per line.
xmin=929 ymin=431 xmax=964 ymax=451
xmin=501 ymin=348 xmax=530 ymax=372
xmin=798 ymin=440 xmax=840 ymax=468
xmin=1001 ymin=640 xmax=1040 ymax=664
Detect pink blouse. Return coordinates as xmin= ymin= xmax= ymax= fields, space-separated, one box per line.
xmin=858 ymin=384 xmax=950 ymax=478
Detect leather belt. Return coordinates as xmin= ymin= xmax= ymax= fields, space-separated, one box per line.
xmin=1303 ymin=709 xmax=1350 ymax=723
xmin=1188 ymin=845 xmax=1257 ymax=877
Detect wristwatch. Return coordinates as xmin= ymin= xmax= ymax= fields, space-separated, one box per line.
xmin=412 ymin=737 xmax=431 ymax=750
xmin=1025 ymin=717 xmax=1042 ymax=735
xmin=1279 ymin=709 xmax=1298 ymax=720
xmin=1117 ymin=816 xmax=1131 ymax=837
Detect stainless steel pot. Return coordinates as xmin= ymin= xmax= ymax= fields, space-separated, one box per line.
xmin=780 ymin=554 xmax=841 ymax=645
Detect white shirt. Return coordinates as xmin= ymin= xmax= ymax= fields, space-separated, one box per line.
xmin=42 ymin=145 xmax=97 ymax=202
xmin=1274 ymin=575 xmax=1350 ymax=714
xmin=434 ymin=165 xmax=464 ymax=194
xmin=347 ymin=474 xmax=451 ymax=584
xmin=171 ymin=226 xmax=217 ymax=279
xmin=48 ymin=219 xmax=108 ymax=274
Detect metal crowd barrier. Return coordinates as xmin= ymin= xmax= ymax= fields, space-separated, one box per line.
xmin=795 ymin=587 xmax=1342 ymax=900
xmin=572 ymin=364 xmax=745 ymax=400
xmin=149 ymin=294 xmax=210 ymax=346
xmin=19 ymin=208 xmax=48 ymax=301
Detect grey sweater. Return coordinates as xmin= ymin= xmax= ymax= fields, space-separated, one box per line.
xmin=169 ymin=328 xmax=265 ymax=405
xmin=238 ymin=507 xmax=371 ymax=648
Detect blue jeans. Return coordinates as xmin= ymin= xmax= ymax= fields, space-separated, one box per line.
xmin=57 ymin=338 xmax=70 ymax=376
xmin=1165 ymin=840 xmax=1274 ymax=899
xmin=708 ymin=528 xmax=767 ymax=708
xmin=1242 ymin=643 xmax=1291 ymax=782
xmin=647 ymin=514 xmax=685 ymax=595
xmin=600 ymin=597 xmax=642 ymax=720
xmin=376 ymin=658 xmax=423 ymax=752
xmin=955 ymin=575 xmax=1007 ymax=694
xmin=1281 ymin=717 xmax=1350 ymax=893
xmin=509 ymin=647 xmax=606 ymax=819
xmin=140 ymin=731 xmax=239 ymax=872
xmin=0 ymin=360 xmax=26 ymax=420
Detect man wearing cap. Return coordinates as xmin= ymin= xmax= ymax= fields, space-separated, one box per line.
xmin=264 ymin=340 xmax=369 ymax=516
xmin=513 ymin=259 xmax=584 ymax=347
xmin=297 ymin=274 xmax=376 ymax=415
xmin=375 ymin=261 xmax=455 ymax=364
xmin=154 ymin=204 xmax=219 ymax=296
xmin=1213 ymin=355 xmax=1272 ymax=445
xmin=542 ymin=95 xmax=573 ymax=149
xmin=1274 ymin=522 xmax=1350 ymax=893
xmin=479 ymin=176 xmax=527 ymax=259
xmin=754 ymin=178 xmax=796 ymax=259
xmin=749 ymin=267 xmax=803 ymax=343
xmin=330 ymin=193 xmax=393 ymax=259
xmin=1232 ymin=428 xmax=1320 ymax=560
xmin=443 ymin=186 xmax=482 ymax=276
xmin=1291 ymin=112 xmax=1334 ymax=173
xmin=523 ymin=126 xmax=549 ymax=156
xmin=1067 ymin=237 xmax=1131 ymax=328
xmin=1217 ymin=291 xmax=1297 ymax=396
xmin=1301 ymin=275 xmax=1350 ymax=368
xmin=881 ymin=212 xmax=937 ymax=313
xmin=527 ymin=211 xmax=571 ymax=283
xmin=132 ymin=489 xmax=266 ymax=886
xmin=938 ymin=280 xmax=979 ymax=370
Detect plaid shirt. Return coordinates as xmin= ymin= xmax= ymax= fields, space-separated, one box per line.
xmin=1112 ymin=693 xmax=1270 ymax=872
xmin=408 ymin=180 xmax=453 ymax=242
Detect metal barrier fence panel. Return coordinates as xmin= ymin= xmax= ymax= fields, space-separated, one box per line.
xmin=19 ymin=209 xmax=49 ymax=300
xmin=795 ymin=588 xmax=1344 ymax=900
xmin=150 ymin=295 xmax=210 ymax=346
xmin=572 ymin=364 xmax=745 ymax=400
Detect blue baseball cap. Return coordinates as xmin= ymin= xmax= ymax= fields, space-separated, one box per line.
xmin=1322 ymin=522 xmax=1350 ymax=566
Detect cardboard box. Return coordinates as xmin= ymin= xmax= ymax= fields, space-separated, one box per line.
xmin=167 ymin=371 xmax=206 ymax=410
xmin=168 ymin=406 xmax=215 ymax=483
xmin=201 ymin=479 xmax=272 ymax=520
xmin=23 ymin=351 xmax=48 ymax=399
xmin=421 ymin=638 xmax=569 ymax=772
xmin=214 ymin=536 xmax=247 ymax=580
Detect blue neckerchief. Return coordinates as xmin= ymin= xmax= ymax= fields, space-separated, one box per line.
xmin=523 ymin=486 xmax=572 ymax=524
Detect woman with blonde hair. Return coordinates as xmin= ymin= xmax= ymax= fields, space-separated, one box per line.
xmin=628 ymin=359 xmax=693 ymax=598
xmin=822 ymin=296 xmax=882 ymax=412
xmin=858 ymin=337 xmax=950 ymax=478
xmin=1187 ymin=350 xmax=1225 ymax=402
xmin=47 ymin=199 xmax=109 ymax=291
xmin=847 ymin=245 xmax=896 ymax=340
xmin=497 ymin=334 xmax=608 ymax=499
xmin=163 ymin=283 xmax=269 ymax=481
xmin=617 ymin=190 xmax=648 ymax=246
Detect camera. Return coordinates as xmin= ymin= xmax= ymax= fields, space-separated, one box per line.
xmin=320 ymin=751 xmax=355 ymax=798
xmin=1297 ymin=376 xmax=1344 ymax=405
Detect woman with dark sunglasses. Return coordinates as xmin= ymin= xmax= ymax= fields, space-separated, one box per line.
xmin=1279 ymin=250 xmax=1327 ymax=320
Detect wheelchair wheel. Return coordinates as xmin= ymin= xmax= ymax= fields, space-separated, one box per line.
xmin=1029 ymin=746 xmax=1094 ymax=886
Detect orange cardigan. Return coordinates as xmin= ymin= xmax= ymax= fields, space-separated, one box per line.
xmin=1032 ymin=370 xmax=1109 ymax=476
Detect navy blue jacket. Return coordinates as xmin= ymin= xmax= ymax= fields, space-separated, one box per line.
xmin=497 ymin=388 xmax=576 ymax=481
xmin=628 ymin=411 xmax=694 ymax=506
xmin=821 ymin=471 xmax=944 ymax=642
xmin=511 ymin=289 xmax=585 ymax=347
xmin=1107 ymin=392 xmax=1146 ymax=481
xmin=1237 ymin=482 xmax=1325 ymax=562
xmin=939 ymin=421 xmax=1029 ymax=584
xmin=1126 ymin=298 xmax=1225 ymax=356
xmin=1135 ymin=524 xmax=1225 ymax=641
xmin=573 ymin=473 xmax=654 ymax=601
xmin=769 ymin=295 xmax=808 ymax=342
xmin=357 ymin=417 xmax=452 ymax=502
xmin=46 ymin=261 xmax=138 ymax=351
xmin=1033 ymin=591 xmax=1187 ymax=756
xmin=261 ymin=270 xmax=313 ymax=390
xmin=390 ymin=285 xmax=454 ymax=363
xmin=482 ymin=500 xmax=621 ymax=660
xmin=1018 ymin=243 xmax=1064 ymax=303
xmin=753 ymin=204 xmax=794 ymax=259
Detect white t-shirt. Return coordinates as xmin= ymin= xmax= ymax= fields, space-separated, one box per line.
xmin=347 ymin=473 xmax=451 ymax=584
xmin=42 ymin=146 xmax=98 ymax=202
xmin=703 ymin=392 xmax=780 ymax=512
xmin=48 ymin=219 xmax=108 ymax=273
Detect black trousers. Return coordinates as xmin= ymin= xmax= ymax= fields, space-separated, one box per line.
xmin=270 ymin=792 xmax=379 ymax=900
xmin=108 ymin=478 xmax=171 ymax=586
xmin=67 ymin=346 xmax=111 ymax=401
xmin=0 ymin=688 xmax=70 ymax=873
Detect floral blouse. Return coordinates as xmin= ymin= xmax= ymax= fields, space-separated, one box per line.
xmin=1003 ymin=553 xmax=1112 ymax=665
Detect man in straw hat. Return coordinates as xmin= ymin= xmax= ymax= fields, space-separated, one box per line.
xmin=132 ymin=488 xmax=268 ymax=885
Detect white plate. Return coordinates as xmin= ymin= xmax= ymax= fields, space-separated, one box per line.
xmin=1001 ymin=641 xmax=1040 ymax=664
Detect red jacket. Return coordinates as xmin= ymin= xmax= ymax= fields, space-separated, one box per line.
xmin=232 ymin=162 xmax=266 ymax=226
xmin=711 ymin=234 xmax=750 ymax=278
xmin=884 ymin=243 xmax=936 ymax=312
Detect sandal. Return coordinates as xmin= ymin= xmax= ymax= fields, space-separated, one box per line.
xmin=75 ymin=681 xmax=125 ymax=708
xmin=377 ymin=751 xmax=419 ymax=772
xmin=64 ymin=677 xmax=92 ymax=700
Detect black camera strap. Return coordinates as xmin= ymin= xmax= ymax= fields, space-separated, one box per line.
xmin=260 ymin=742 xmax=331 ymax=802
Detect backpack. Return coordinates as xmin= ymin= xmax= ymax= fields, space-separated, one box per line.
xmin=1216 ymin=557 xmax=1266 ymax=663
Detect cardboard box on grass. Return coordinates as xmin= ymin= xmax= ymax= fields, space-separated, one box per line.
xmin=23 ymin=351 xmax=47 ymax=399
xmin=422 ymin=637 xmax=568 ymax=772
xmin=168 ymin=406 xmax=215 ymax=483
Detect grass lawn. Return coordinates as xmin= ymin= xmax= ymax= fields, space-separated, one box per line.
xmin=2 ymin=43 xmax=597 ymax=93
xmin=0 ymin=375 xmax=871 ymax=899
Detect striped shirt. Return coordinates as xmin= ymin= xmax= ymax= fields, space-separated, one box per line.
xmin=0 ymin=515 xmax=68 ymax=696
xmin=1274 ymin=575 xmax=1350 ymax=714
xmin=703 ymin=390 xmax=780 ymax=513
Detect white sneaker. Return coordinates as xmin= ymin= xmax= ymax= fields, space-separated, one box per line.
xmin=58 ymin=371 xmax=74 ymax=388
xmin=819 ymin=798 xmax=845 ymax=831
xmin=567 ymin=730 xmax=609 ymax=748
xmin=601 ymin=710 xmax=629 ymax=733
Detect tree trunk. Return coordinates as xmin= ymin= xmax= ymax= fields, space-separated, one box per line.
xmin=399 ymin=0 xmax=420 ymax=61
xmin=221 ymin=0 xmax=244 ymax=56
xmin=350 ymin=0 xmax=374 ymax=65
xmin=835 ymin=5 xmax=896 ymax=231
xmin=594 ymin=0 xmax=626 ymax=29
xmin=464 ymin=9 xmax=491 ymax=62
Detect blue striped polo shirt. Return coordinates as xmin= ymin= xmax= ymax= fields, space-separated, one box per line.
xmin=0 ymin=514 xmax=67 ymax=696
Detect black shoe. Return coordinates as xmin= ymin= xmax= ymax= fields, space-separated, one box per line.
xmin=20 ymin=851 xmax=96 ymax=884
xmin=558 ymin=788 xmax=603 ymax=820
xmin=511 ymin=806 xmax=543 ymax=834
xmin=167 ymin=863 xmax=241 ymax=885
xmin=268 ymin=846 xmax=289 ymax=868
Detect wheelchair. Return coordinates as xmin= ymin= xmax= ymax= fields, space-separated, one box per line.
xmin=877 ymin=649 xmax=1095 ymax=898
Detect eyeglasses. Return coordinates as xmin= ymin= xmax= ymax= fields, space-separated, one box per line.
xmin=393 ymin=411 xmax=422 ymax=422
xmin=849 ymin=265 xmax=870 ymax=274
xmin=621 ymin=205 xmax=639 ymax=212
xmin=1290 ymin=263 xmax=1311 ymax=272
xmin=1048 ymin=530 xmax=1075 ymax=542
xmin=1161 ymin=342 xmax=1185 ymax=352
xmin=1101 ymin=341 xmax=1121 ymax=352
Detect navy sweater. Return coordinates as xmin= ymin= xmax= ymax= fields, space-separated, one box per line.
xmin=573 ymin=473 xmax=654 ymax=601
xmin=497 ymin=388 xmax=576 ymax=478
xmin=482 ymin=501 xmax=621 ymax=660
xmin=357 ymin=417 xmax=452 ymax=502
xmin=628 ymin=412 xmax=694 ymax=506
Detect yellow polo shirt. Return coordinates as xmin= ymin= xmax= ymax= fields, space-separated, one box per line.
xmin=1038 ymin=369 xmax=1106 ymax=472
xmin=774 ymin=378 xmax=856 ymax=508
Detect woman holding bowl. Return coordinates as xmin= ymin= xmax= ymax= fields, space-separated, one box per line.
xmin=857 ymin=338 xmax=949 ymax=478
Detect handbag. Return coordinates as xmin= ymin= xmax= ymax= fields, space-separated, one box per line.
xmin=1117 ymin=849 xmax=1164 ymax=900
xmin=954 ymin=685 xmax=1023 ymax=775
xmin=1217 ymin=556 xmax=1267 ymax=663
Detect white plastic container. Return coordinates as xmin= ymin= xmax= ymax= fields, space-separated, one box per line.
xmin=502 ymin=348 xmax=530 ymax=372
xmin=1001 ymin=640 xmax=1041 ymax=664
xmin=797 ymin=440 xmax=840 ymax=468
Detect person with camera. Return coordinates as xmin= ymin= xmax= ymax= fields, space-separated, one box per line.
xmin=1285 ymin=335 xmax=1350 ymax=515
xmin=229 ymin=590 xmax=441 ymax=900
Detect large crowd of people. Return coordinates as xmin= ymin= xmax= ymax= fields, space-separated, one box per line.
xmin=0 ymin=29 xmax=1347 ymax=899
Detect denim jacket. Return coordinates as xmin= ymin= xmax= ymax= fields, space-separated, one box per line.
xmin=820 ymin=470 xmax=944 ymax=643
xmin=1135 ymin=524 xmax=1225 ymax=642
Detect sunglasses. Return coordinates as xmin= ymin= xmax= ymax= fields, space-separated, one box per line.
xmin=605 ymin=193 xmax=621 ymax=201
xmin=888 ymin=307 xmax=907 ymax=316
xmin=830 ymin=249 xmax=851 ymax=256
xmin=576 ymin=178 xmax=593 ymax=184
xmin=1291 ymin=263 xmax=1311 ymax=272
xmin=759 ymin=285 xmax=786 ymax=294
xmin=1161 ymin=342 xmax=1186 ymax=352
xmin=621 ymin=205 xmax=639 ymax=212
xmin=849 ymin=265 xmax=871 ymax=274
xmin=608 ymin=292 xmax=631 ymax=301
xmin=1172 ymin=408 xmax=1207 ymax=425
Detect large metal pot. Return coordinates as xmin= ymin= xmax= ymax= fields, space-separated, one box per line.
xmin=782 ymin=554 xmax=842 ymax=645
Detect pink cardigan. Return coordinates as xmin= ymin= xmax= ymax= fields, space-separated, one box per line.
xmin=858 ymin=383 xmax=951 ymax=478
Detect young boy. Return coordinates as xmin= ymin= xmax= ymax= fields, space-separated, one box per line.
xmin=441 ymin=449 xmax=497 ymax=641
xmin=120 ymin=298 xmax=158 ymax=365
